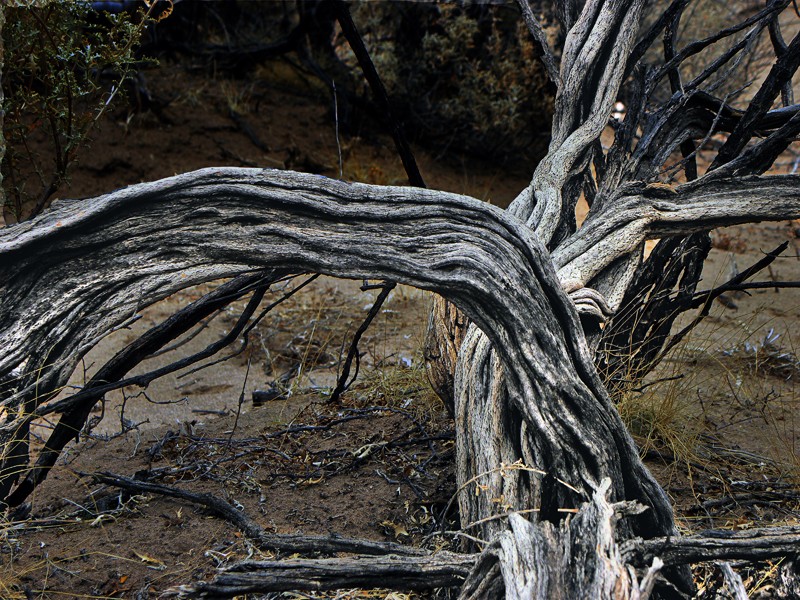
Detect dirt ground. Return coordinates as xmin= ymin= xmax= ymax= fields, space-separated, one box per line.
xmin=3 ymin=49 xmax=800 ymax=600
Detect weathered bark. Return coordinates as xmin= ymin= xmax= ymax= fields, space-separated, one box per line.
xmin=187 ymin=554 xmax=474 ymax=597
xmin=459 ymin=481 xmax=663 ymax=600
xmin=186 ymin=477 xmax=800 ymax=598
xmin=630 ymin=525 xmax=800 ymax=565
xmin=424 ymin=295 xmax=469 ymax=413
xmin=3 ymin=166 xmax=799 ymax=592
xmin=4 ymin=1 xmax=800 ymax=597
xmin=3 ymin=271 xmax=283 ymax=505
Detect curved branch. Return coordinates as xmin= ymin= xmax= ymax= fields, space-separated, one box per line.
xmin=90 ymin=471 xmax=425 ymax=558
xmin=0 ymin=166 xmax=548 ymax=405
xmin=0 ymin=166 xmax=674 ymax=540
xmin=553 ymin=175 xmax=800 ymax=289
xmin=510 ymin=0 xmax=646 ymax=248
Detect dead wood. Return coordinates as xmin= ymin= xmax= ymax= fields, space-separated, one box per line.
xmin=4 ymin=1 xmax=800 ymax=598
xmin=629 ymin=525 xmax=800 ymax=566
xmin=3 ymin=271 xmax=284 ymax=505
xmin=184 ymin=554 xmax=474 ymax=597
xmin=423 ymin=294 xmax=469 ymax=413
xmin=90 ymin=471 xmax=425 ymax=557
xmin=1 ymin=160 xmax=799 ymax=597
xmin=181 ymin=479 xmax=800 ymax=598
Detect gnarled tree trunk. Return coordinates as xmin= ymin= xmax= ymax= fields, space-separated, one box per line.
xmin=3 ymin=0 xmax=800 ymax=597
xmin=3 ymin=166 xmax=799 ymax=594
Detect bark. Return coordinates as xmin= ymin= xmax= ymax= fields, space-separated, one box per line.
xmin=3 ymin=165 xmax=798 ymax=592
xmin=424 ymin=294 xmax=469 ymax=413
xmin=629 ymin=525 xmax=800 ymax=565
xmin=4 ymin=1 xmax=800 ymax=597
xmin=182 ymin=480 xmax=800 ymax=598
xmin=3 ymin=272 xmax=283 ymax=505
xmin=459 ymin=481 xmax=663 ymax=600
xmin=187 ymin=554 xmax=474 ymax=597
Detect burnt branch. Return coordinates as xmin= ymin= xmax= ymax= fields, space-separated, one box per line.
xmin=516 ymin=0 xmax=560 ymax=84
xmin=328 ymin=281 xmax=395 ymax=404
xmin=185 ymin=554 xmax=473 ymax=597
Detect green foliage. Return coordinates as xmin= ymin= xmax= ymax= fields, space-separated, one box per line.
xmin=1 ymin=1 xmax=153 ymax=222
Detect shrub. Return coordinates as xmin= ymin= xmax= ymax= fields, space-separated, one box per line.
xmin=1 ymin=0 xmax=159 ymax=222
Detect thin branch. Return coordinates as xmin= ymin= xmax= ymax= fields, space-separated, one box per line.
xmin=663 ymin=4 xmax=698 ymax=181
xmin=3 ymin=271 xmax=281 ymax=507
xmin=328 ymin=281 xmax=395 ymax=403
xmin=768 ymin=11 xmax=794 ymax=106
xmin=515 ymin=0 xmax=560 ymax=84
xmin=625 ymin=0 xmax=692 ymax=79
xmin=326 ymin=2 xmax=427 ymax=403
xmin=177 ymin=274 xmax=319 ymax=379
xmin=711 ymin=27 xmax=800 ymax=170
xmin=330 ymin=0 xmax=424 ymax=188
xmin=90 ymin=471 xmax=426 ymax=557
xmin=684 ymin=241 xmax=788 ymax=309
xmin=654 ymin=242 xmax=788 ymax=363
xmin=29 ymin=277 xmax=273 ymax=420
xmin=650 ymin=1 xmax=788 ymax=91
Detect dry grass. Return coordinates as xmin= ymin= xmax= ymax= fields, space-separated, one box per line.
xmin=617 ymin=300 xmax=800 ymax=486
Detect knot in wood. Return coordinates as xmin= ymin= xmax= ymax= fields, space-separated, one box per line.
xmin=567 ymin=286 xmax=614 ymax=322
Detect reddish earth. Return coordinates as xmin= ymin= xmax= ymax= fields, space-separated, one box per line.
xmin=3 ymin=52 xmax=800 ymax=600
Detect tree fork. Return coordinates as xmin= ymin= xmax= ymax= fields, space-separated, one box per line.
xmin=4 ymin=167 xmax=798 ymax=593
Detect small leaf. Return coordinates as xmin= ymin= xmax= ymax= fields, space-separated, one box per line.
xmin=381 ymin=520 xmax=409 ymax=539
xmin=133 ymin=550 xmax=166 ymax=570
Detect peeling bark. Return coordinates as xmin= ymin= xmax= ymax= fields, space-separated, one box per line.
xmin=423 ymin=295 xmax=468 ymax=413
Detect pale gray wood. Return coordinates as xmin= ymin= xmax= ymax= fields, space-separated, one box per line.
xmin=719 ymin=563 xmax=749 ymax=600
xmin=0 ymin=168 xmax=670 ymax=533
xmin=185 ymin=553 xmax=475 ymax=597
xmin=554 ymin=175 xmax=800 ymax=293
xmin=629 ymin=524 xmax=800 ymax=565
xmin=3 ymin=163 xmax=800 ymax=594
xmin=4 ymin=0 xmax=800 ymax=597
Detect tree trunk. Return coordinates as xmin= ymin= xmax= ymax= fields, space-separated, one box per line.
xmin=4 ymin=1 xmax=800 ymax=597
xmin=3 ymin=167 xmax=799 ymax=594
xmin=424 ymin=295 xmax=468 ymax=413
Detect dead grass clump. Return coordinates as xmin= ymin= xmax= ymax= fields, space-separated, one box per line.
xmin=352 ymin=353 xmax=444 ymax=423
xmin=619 ymin=309 xmax=800 ymax=489
xmin=722 ymin=327 xmax=800 ymax=381
xmin=618 ymin=370 xmax=704 ymax=465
